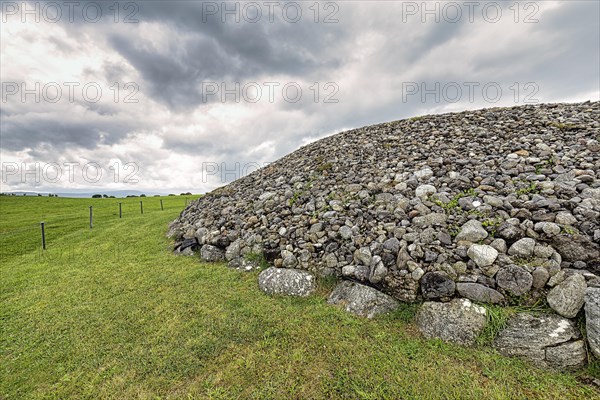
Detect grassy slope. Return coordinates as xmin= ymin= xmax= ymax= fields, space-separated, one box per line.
xmin=0 ymin=196 xmax=598 ymax=399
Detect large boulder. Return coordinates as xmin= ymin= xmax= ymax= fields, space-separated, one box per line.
xmin=585 ymin=287 xmax=600 ymax=359
xmin=328 ymin=281 xmax=399 ymax=318
xmin=258 ymin=267 xmax=316 ymax=297
xmin=494 ymin=313 xmax=586 ymax=370
xmin=416 ymin=299 xmax=487 ymax=346
xmin=546 ymin=274 xmax=587 ymax=318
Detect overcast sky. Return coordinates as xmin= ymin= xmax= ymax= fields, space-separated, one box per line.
xmin=1 ymin=0 xmax=599 ymax=194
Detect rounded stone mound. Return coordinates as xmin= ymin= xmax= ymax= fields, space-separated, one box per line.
xmin=169 ymin=101 xmax=600 ymax=304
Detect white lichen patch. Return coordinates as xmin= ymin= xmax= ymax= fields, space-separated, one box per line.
xmin=458 ymin=298 xmax=487 ymax=315
xmin=549 ymin=320 xmax=570 ymax=338
xmin=460 ymin=298 xmax=472 ymax=308
xmin=474 ymin=305 xmax=487 ymax=315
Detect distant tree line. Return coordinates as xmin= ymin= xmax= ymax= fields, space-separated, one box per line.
xmin=0 ymin=193 xmax=58 ymax=197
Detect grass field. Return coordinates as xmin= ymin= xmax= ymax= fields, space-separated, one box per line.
xmin=1 ymin=195 xmax=598 ymax=399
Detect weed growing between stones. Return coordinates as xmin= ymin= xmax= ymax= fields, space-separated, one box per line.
xmin=244 ymin=251 xmax=270 ymax=270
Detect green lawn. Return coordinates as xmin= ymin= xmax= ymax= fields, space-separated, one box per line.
xmin=1 ymin=195 xmax=598 ymax=399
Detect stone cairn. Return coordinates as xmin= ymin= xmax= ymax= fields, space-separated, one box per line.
xmin=169 ymin=101 xmax=600 ymax=370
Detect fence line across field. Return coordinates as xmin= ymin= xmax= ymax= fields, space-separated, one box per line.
xmin=1 ymin=197 xmax=194 ymax=252
xmin=41 ymin=197 xmax=191 ymax=249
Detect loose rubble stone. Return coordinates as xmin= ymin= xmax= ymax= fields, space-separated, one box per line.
xmin=547 ymin=274 xmax=587 ymax=318
xmin=456 ymin=282 xmax=504 ymax=304
xmin=496 ymin=265 xmax=533 ymax=296
xmin=585 ymin=287 xmax=600 ymax=359
xmin=228 ymin=257 xmax=261 ymax=271
xmin=339 ymin=226 xmax=353 ymax=240
xmin=225 ymin=240 xmax=241 ymax=261
xmin=420 ymin=271 xmax=456 ymax=300
xmin=556 ymin=211 xmax=578 ymax=226
xmin=383 ymin=237 xmax=401 ymax=254
xmin=494 ymin=313 xmax=586 ymax=370
xmin=200 ymin=245 xmax=225 ymax=262
xmin=467 ymin=244 xmax=498 ymax=268
xmin=258 ymin=267 xmax=316 ymax=297
xmin=328 ymin=281 xmax=399 ymax=318
xmin=415 ymin=168 xmax=433 ymax=181
xmin=490 ymin=239 xmax=507 ymax=254
xmin=177 ymin=238 xmax=199 ymax=255
xmin=416 ymin=299 xmax=487 ymax=346
xmin=508 ymin=238 xmax=536 ymax=258
xmin=548 ymin=270 xmax=567 ymax=287
xmin=497 ymin=222 xmax=523 ymax=241
xmin=534 ymin=222 xmax=561 ymax=237
xmin=455 ymin=220 xmax=488 ymax=243
xmin=281 ymin=250 xmax=298 ymax=268
xmin=415 ymin=184 xmax=437 ymax=198
xmin=531 ymin=267 xmax=550 ymax=289
xmin=551 ymin=235 xmax=600 ymax=263
xmin=413 ymin=213 xmax=447 ymax=227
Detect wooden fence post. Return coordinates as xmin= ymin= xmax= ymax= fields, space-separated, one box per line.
xmin=40 ymin=222 xmax=46 ymax=250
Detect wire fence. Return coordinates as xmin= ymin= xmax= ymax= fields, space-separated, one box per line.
xmin=0 ymin=196 xmax=196 ymax=259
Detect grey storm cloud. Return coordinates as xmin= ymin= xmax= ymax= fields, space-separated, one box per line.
xmin=0 ymin=111 xmax=139 ymax=151
xmin=104 ymin=3 xmax=346 ymax=110
xmin=35 ymin=0 xmax=348 ymax=110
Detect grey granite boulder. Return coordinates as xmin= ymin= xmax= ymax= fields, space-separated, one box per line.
xmin=416 ymin=298 xmax=487 ymax=346
xmin=494 ymin=313 xmax=586 ymax=370
xmin=328 ymin=281 xmax=399 ymax=318
xmin=258 ymin=267 xmax=316 ymax=297
xmin=585 ymin=287 xmax=600 ymax=358
xmin=546 ymin=274 xmax=587 ymax=318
